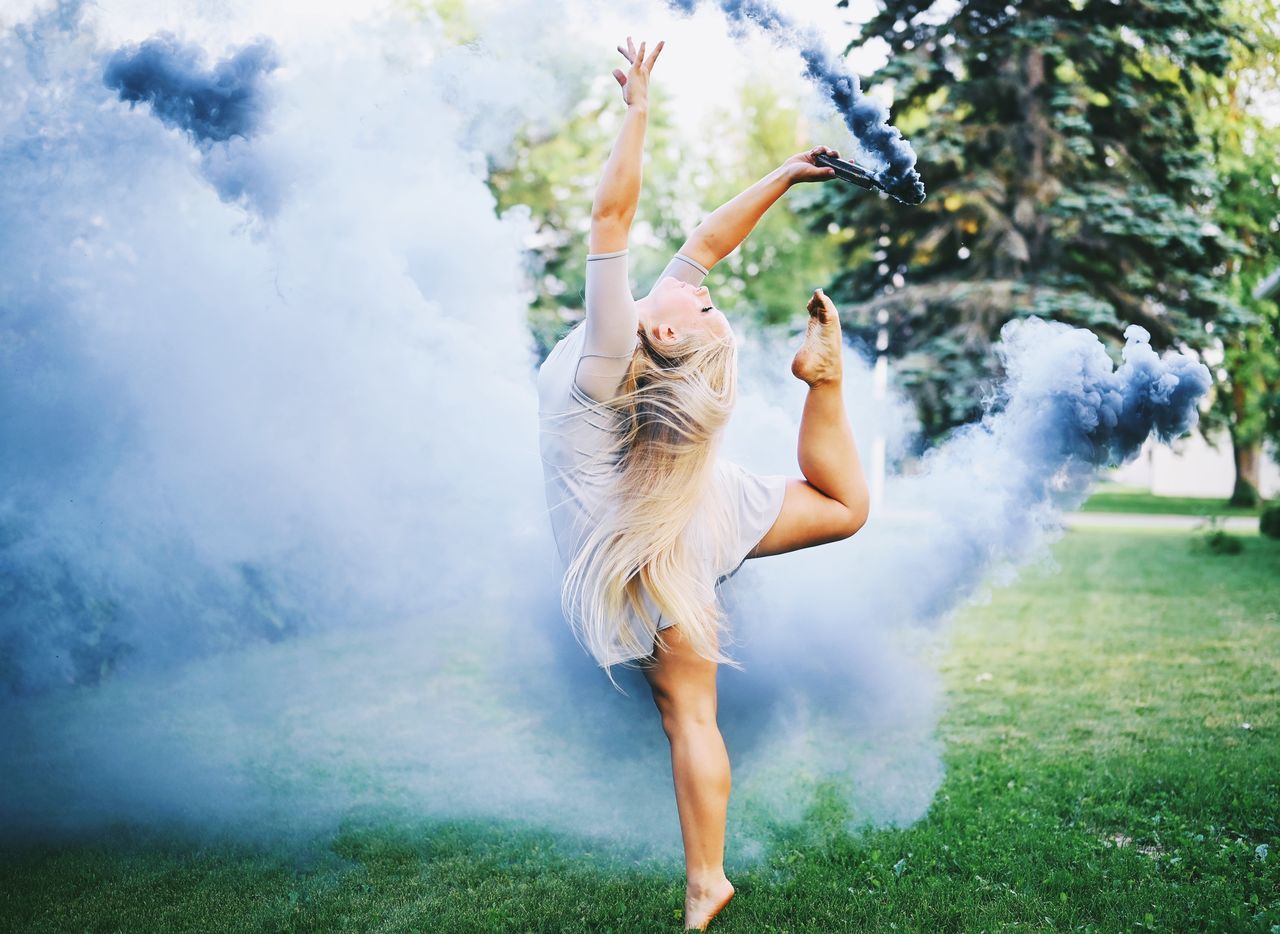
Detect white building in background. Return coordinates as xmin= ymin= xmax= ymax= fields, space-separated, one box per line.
xmin=1106 ymin=429 xmax=1280 ymax=498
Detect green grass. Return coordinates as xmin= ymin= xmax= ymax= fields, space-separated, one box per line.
xmin=2 ymin=530 xmax=1278 ymax=932
xmin=1081 ymin=485 xmax=1265 ymax=516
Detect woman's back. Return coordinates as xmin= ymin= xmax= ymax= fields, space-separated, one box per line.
xmin=536 ymin=276 xmax=788 ymax=665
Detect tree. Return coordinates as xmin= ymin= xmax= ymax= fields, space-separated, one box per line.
xmin=809 ymin=0 xmax=1246 ymax=441
xmin=490 ymin=78 xmax=844 ymax=356
xmin=1196 ymin=0 xmax=1280 ymax=506
xmin=682 ymin=80 xmax=847 ymax=328
xmin=487 ymin=75 xmax=693 ymax=358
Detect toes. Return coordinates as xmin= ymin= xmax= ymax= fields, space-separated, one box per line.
xmin=807 ymin=287 xmax=839 ymax=324
xmin=807 ymin=291 xmax=827 ymax=322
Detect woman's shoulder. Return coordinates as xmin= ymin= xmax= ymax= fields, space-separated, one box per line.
xmin=715 ymin=459 xmax=789 ymax=513
xmin=538 ymin=321 xmax=630 ymax=427
xmin=545 ymin=320 xmax=587 ymax=360
xmin=538 ymin=321 xmax=587 ymax=388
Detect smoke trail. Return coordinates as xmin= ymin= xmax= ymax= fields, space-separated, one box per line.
xmin=668 ymin=0 xmax=926 ymax=204
xmin=710 ymin=319 xmax=1211 ymax=828
xmin=0 ymin=0 xmax=1205 ymax=857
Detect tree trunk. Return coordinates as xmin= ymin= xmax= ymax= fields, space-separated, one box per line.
xmin=1230 ymin=438 xmax=1262 ymax=507
xmin=1013 ymin=45 xmax=1051 ymax=274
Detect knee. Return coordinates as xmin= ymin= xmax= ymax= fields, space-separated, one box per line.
xmin=653 ymin=692 xmax=718 ymax=738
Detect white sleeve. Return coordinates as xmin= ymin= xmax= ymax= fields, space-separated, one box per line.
xmin=655 ymin=252 xmax=710 ymax=288
xmin=717 ymin=460 xmax=788 ymax=579
xmin=576 ymin=250 xmax=639 ymax=404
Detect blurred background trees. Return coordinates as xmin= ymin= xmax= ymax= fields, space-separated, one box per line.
xmin=806 ymin=0 xmax=1277 ymax=500
xmin=488 ymin=76 xmax=845 ymax=357
xmin=808 ymin=0 xmax=1248 ymax=442
xmin=1194 ymin=0 xmax=1280 ymax=505
xmin=493 ymin=0 xmax=1278 ymax=501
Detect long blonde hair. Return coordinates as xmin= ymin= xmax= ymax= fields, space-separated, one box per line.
xmin=561 ymin=323 xmax=740 ymax=672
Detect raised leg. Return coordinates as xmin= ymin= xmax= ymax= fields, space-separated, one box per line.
xmin=643 ymin=625 xmax=737 ymax=930
xmin=792 ymin=288 xmax=869 ymax=518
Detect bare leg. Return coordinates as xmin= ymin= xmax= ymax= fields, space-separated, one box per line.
xmin=791 ymin=289 xmax=869 ymax=514
xmin=643 ymin=625 xmax=736 ymax=930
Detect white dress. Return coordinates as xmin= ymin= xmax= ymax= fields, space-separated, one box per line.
xmin=536 ymin=249 xmax=788 ymax=665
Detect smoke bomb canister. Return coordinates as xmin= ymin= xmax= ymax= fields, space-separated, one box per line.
xmin=814 ymin=153 xmax=925 ymax=205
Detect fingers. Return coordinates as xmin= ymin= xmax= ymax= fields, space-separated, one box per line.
xmin=646 ymin=39 xmax=665 ymax=69
xmin=613 ymin=68 xmax=626 ymax=87
xmin=617 ymin=37 xmax=665 ymax=71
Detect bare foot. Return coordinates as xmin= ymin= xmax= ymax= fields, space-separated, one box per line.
xmin=685 ymin=877 xmax=735 ymax=931
xmin=790 ymin=288 xmax=844 ymax=387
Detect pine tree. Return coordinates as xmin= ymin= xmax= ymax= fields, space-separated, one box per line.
xmin=810 ymin=0 xmax=1246 ymax=440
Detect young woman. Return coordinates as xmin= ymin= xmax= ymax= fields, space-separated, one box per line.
xmin=536 ymin=37 xmax=870 ymax=931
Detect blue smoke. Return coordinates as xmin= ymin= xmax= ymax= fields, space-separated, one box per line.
xmin=704 ymin=316 xmax=1211 ymax=826
xmin=102 ymin=31 xmax=281 ymax=214
xmin=103 ymin=34 xmax=277 ymax=143
xmin=0 ymin=0 xmax=1208 ymax=853
xmin=668 ymin=0 xmax=926 ymax=204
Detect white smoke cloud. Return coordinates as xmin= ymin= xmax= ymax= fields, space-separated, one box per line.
xmin=0 ymin=0 xmax=1208 ymax=860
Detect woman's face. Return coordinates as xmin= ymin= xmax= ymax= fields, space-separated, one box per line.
xmin=640 ymin=276 xmax=733 ymax=343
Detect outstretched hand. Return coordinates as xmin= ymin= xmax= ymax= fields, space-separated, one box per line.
xmin=784 ymin=146 xmax=841 ymax=184
xmin=613 ymin=36 xmax=664 ymax=109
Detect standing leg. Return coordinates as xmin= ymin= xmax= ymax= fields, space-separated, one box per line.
xmin=643 ymin=625 xmax=736 ymax=930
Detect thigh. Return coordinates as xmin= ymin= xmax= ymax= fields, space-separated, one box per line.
xmin=643 ymin=625 xmax=718 ymax=710
xmin=748 ymin=478 xmax=860 ymax=559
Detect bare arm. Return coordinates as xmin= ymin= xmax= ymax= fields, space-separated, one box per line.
xmin=575 ymin=38 xmax=666 ymax=402
xmin=588 ymin=37 xmax=664 ymax=254
xmin=676 ymin=146 xmax=841 ymax=272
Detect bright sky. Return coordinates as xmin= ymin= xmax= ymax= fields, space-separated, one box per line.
xmin=565 ymin=0 xmax=891 ymax=139
xmin=5 ymin=0 xmax=1270 ymax=138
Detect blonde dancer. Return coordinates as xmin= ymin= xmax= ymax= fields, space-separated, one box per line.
xmin=536 ymin=36 xmax=870 ymax=930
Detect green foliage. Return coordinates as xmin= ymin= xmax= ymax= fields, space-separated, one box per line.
xmin=1194 ymin=0 xmax=1280 ymax=498
xmin=1202 ymin=527 xmax=1246 ymax=554
xmin=814 ymin=0 xmax=1245 ymax=440
xmin=2 ymin=531 xmax=1277 ymax=929
xmin=1260 ymin=503 xmax=1280 ymax=538
xmin=685 ymin=82 xmax=848 ymax=328
xmin=1081 ymin=485 xmax=1262 ymax=516
xmin=486 ymin=73 xmax=688 ymax=358
xmin=487 ymin=78 xmax=845 ymax=358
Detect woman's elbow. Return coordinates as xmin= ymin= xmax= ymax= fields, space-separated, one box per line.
xmin=591 ymin=202 xmax=634 ymax=225
xmin=840 ymin=497 xmax=870 ymax=539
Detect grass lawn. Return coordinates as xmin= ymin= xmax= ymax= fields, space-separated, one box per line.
xmin=1081 ymin=485 xmax=1266 ymax=517
xmin=1 ymin=530 xmax=1277 ymax=931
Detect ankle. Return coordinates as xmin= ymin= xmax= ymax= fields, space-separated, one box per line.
xmin=686 ymin=871 xmax=730 ymax=898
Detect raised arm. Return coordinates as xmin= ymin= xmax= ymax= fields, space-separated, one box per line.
xmin=589 ymin=37 xmax=664 ymax=254
xmin=676 ymin=146 xmax=841 ymax=272
xmin=575 ymin=38 xmax=666 ymax=404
